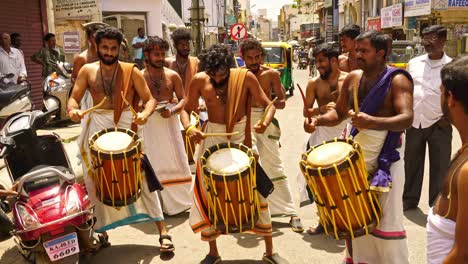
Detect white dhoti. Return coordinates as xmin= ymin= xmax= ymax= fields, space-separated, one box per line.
xmin=251 ymin=108 xmax=297 ymax=217
xmin=344 ymin=125 xmax=409 ymax=264
xmin=189 ymin=118 xmax=272 ymax=240
xmin=427 ymin=208 xmax=455 ymax=264
xmin=298 ymin=120 xmax=348 ymax=206
xmin=140 ymin=112 xmax=193 ymax=215
xmin=78 ymin=109 xmax=163 ymax=232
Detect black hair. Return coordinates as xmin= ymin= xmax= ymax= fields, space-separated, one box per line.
xmin=356 ymin=30 xmax=388 ymax=57
xmin=137 ymin=27 xmax=144 ymax=32
xmin=95 ymin=27 xmax=123 ymax=46
xmin=171 ymin=28 xmax=192 ymax=45
xmin=144 ymin=36 xmax=169 ymax=52
xmin=85 ymin=23 xmax=108 ymax=39
xmin=240 ymin=38 xmax=265 ymax=56
xmin=339 ymin=24 xmax=361 ymax=39
xmin=313 ymin=43 xmax=340 ymax=60
xmin=10 ymin=32 xmax=20 ymax=39
xmin=422 ymin=25 xmax=447 ymax=40
xmin=43 ymin=33 xmax=55 ymax=42
xmin=441 ymin=56 xmax=468 ymax=114
xmin=199 ymin=44 xmax=235 ymax=74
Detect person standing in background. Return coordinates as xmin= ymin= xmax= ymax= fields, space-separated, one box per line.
xmin=132 ymin=27 xmax=147 ymax=70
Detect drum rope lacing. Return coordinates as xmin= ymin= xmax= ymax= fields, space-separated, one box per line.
xmin=299 ymin=137 xmax=382 ymax=240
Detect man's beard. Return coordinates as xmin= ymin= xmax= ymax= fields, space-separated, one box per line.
xmin=148 ymin=60 xmax=164 ymax=69
xmin=177 ymin=49 xmax=190 ymax=58
xmin=247 ymin=64 xmax=260 ymax=73
xmin=98 ymin=51 xmax=118 ymax=65
xmin=319 ymin=66 xmax=332 ymax=80
xmin=210 ymin=74 xmax=230 ymax=90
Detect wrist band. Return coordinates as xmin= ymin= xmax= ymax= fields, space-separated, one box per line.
xmin=186 ymin=125 xmax=196 ymax=134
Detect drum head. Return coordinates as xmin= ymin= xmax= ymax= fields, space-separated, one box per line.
xmin=307 ymin=141 xmax=354 ymax=167
xmin=206 ymin=148 xmax=250 ymax=175
xmin=94 ymin=131 xmax=133 ymax=152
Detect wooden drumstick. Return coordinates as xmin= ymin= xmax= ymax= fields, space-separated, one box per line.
xmin=353 ymin=78 xmax=360 ymax=114
xmin=297 ymin=83 xmax=311 ymax=122
xmin=204 ymin=131 xmax=240 ymax=137
xmin=120 ymin=91 xmax=138 ymax=117
xmin=259 ymin=97 xmax=278 ymax=124
xmin=82 ymin=97 xmax=107 ymax=115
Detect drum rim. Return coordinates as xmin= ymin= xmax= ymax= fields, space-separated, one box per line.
xmin=200 ymin=142 xmax=254 ymax=181
xmin=300 ymin=138 xmax=360 ymax=177
xmin=89 ymin=127 xmax=142 ymax=159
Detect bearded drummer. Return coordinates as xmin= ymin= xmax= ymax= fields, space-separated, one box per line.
xmin=68 ymin=27 xmax=174 ymax=252
xmin=239 ymin=38 xmax=304 ymax=233
xmin=180 ymin=44 xmax=288 ymax=264
xmin=301 ymin=43 xmax=349 ymax=235
xmin=304 ymin=31 xmax=414 ymax=263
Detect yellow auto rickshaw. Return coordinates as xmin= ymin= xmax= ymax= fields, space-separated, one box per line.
xmin=262 ymin=42 xmax=295 ymax=96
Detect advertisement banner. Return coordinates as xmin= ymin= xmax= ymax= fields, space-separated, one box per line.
xmin=392 ymin=3 xmax=403 ymax=27
xmin=381 ymin=6 xmax=393 ymax=28
xmin=448 ymin=0 xmax=468 ymax=8
xmin=54 ymin=0 xmax=101 ymax=19
xmin=405 ymin=0 xmax=431 ymax=17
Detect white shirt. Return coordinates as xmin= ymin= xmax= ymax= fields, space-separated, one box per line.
xmin=406 ymin=53 xmax=452 ymax=129
xmin=0 ymin=46 xmax=27 ymax=84
xmin=132 ymin=36 xmax=147 ymax=60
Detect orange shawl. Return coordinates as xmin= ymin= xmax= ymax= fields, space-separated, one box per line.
xmin=113 ymin=62 xmax=139 ymax=130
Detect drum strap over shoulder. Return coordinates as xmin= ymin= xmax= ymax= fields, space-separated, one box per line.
xmin=113 ymin=62 xmax=139 ymax=131
xmin=226 ymin=68 xmax=251 ymax=146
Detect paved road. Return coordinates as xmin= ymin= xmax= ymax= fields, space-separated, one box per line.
xmin=0 ymin=66 xmax=461 ymax=264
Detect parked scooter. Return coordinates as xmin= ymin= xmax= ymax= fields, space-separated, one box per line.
xmin=297 ymin=57 xmax=308 ymax=70
xmin=43 ymin=62 xmax=73 ymax=123
xmin=0 ymin=110 xmax=98 ymax=263
xmin=0 ymin=73 xmax=33 ymax=120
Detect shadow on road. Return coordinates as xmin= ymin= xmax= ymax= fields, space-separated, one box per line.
xmin=85 ymin=244 xmax=163 ymax=264
xmin=404 ymin=207 xmax=428 ymax=227
xmin=300 ymin=232 xmax=345 ymax=253
xmin=0 ymin=246 xmax=25 ymax=264
xmin=222 ymin=260 xmax=265 ymax=263
xmin=129 ymin=211 xmax=190 ymax=234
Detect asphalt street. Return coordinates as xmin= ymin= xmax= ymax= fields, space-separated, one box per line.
xmin=0 ymin=65 xmax=461 ymax=264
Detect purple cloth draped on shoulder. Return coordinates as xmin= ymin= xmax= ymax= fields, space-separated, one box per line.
xmin=350 ymin=67 xmax=413 ymax=192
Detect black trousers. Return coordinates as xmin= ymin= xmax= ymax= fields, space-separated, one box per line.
xmin=403 ymin=120 xmax=452 ymax=207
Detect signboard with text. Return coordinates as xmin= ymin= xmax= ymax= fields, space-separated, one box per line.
xmin=405 ymin=0 xmax=432 ymax=17
xmin=381 ymin=6 xmax=393 ymax=28
xmin=381 ymin=4 xmax=403 ymax=28
xmin=367 ymin=18 xmax=381 ymax=31
xmin=54 ymin=0 xmax=101 ymax=19
xmin=63 ymin=32 xmax=81 ymax=54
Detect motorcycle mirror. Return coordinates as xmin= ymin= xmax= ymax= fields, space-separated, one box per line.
xmin=5 ymin=73 xmax=14 ymax=78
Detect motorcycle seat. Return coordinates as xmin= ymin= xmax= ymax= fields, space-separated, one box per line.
xmin=0 ymin=85 xmax=29 ymax=109
xmin=21 ymin=166 xmax=74 ymax=194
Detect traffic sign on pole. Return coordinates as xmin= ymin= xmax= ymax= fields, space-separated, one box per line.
xmin=230 ymin=23 xmax=247 ymax=40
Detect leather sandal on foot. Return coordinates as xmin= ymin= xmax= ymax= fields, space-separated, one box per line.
xmin=262 ymin=253 xmax=289 ymax=264
xmin=306 ymin=224 xmax=325 ymax=235
xmin=289 ymin=217 xmax=304 ymax=233
xmin=159 ymin=234 xmax=175 ymax=253
xmin=98 ymin=234 xmax=111 ymax=248
xmin=199 ymin=254 xmax=221 ymax=264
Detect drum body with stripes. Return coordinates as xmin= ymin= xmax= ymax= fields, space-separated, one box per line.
xmin=299 ymin=138 xmax=382 ymax=240
xmin=89 ymin=128 xmax=143 ymax=207
xmin=200 ymin=143 xmax=260 ymax=233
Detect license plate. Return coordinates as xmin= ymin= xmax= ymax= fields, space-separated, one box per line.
xmin=43 ymin=232 xmax=79 ymax=261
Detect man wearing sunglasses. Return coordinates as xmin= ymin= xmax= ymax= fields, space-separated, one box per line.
xmin=403 ymin=25 xmax=453 ymax=212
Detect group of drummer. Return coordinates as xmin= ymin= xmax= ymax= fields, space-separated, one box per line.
xmin=65 ymin=22 xmax=468 ymax=264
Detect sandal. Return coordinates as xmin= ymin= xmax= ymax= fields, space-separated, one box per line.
xmin=262 ymin=253 xmax=289 ymax=264
xmin=306 ymin=224 xmax=325 ymax=235
xmin=159 ymin=234 xmax=175 ymax=253
xmin=98 ymin=234 xmax=111 ymax=248
xmin=289 ymin=217 xmax=304 ymax=233
xmin=200 ymin=254 xmax=221 ymax=264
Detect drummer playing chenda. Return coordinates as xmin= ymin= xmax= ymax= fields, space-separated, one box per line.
xmin=67 ymin=27 xmax=174 ymax=252
xmin=304 ymin=30 xmax=414 ymax=263
xmin=180 ymin=44 xmax=289 ymax=264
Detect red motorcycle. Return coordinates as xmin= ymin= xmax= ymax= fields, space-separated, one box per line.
xmin=0 ymin=110 xmax=98 ymax=263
